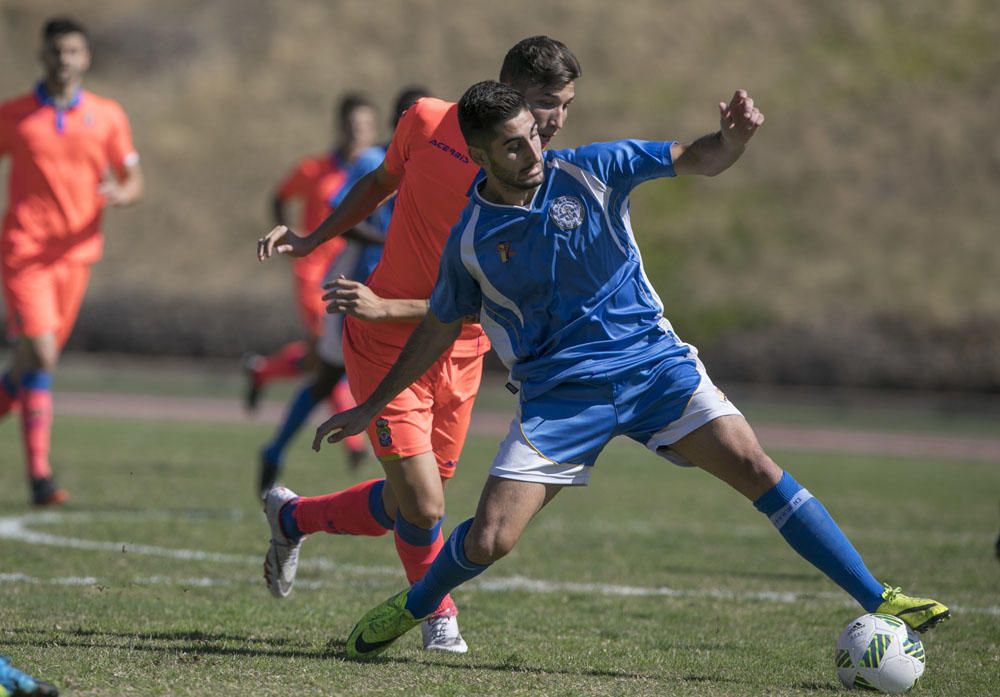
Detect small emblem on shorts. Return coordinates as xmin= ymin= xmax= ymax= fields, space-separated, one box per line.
xmin=715 ymin=388 xmax=728 ymax=402
xmin=497 ymin=241 xmax=515 ymax=263
xmin=375 ymin=418 xmax=392 ymax=447
xmin=549 ymin=195 xmax=585 ymax=230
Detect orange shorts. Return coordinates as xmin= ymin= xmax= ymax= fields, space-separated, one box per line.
xmin=2 ymin=257 xmax=91 ymax=347
xmin=343 ymin=319 xmax=484 ymax=479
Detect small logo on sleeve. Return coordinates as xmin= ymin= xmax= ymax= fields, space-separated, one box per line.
xmin=549 ymin=196 xmax=585 ymax=230
xmin=375 ymin=418 xmax=392 ymax=447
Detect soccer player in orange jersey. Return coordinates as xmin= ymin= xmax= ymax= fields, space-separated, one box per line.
xmin=243 ymin=94 xmax=378 ymax=412
xmin=248 ymin=95 xmax=378 ymax=494
xmin=258 ymin=37 xmax=580 ymax=652
xmin=0 ymin=17 xmax=143 ymax=505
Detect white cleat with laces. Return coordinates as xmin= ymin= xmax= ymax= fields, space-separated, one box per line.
xmin=263 ymin=486 xmax=303 ymax=598
xmin=421 ymin=614 xmax=469 ymax=653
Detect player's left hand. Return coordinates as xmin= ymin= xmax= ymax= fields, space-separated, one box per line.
xmin=313 ymin=405 xmax=373 ymax=451
xmin=719 ymin=89 xmax=764 ymax=146
xmin=322 ymin=277 xmax=387 ymax=321
xmin=98 ymin=178 xmax=130 ymax=206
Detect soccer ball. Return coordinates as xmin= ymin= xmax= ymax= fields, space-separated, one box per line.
xmin=836 ymin=613 xmax=925 ymax=693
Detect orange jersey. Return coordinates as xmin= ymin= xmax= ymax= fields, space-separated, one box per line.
xmin=361 ymin=97 xmax=488 ymax=357
xmin=0 ymin=86 xmax=137 ymax=267
xmin=275 ymin=152 xmax=350 ymax=285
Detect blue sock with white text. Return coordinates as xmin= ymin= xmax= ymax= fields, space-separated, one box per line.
xmin=754 ymin=471 xmax=885 ymax=611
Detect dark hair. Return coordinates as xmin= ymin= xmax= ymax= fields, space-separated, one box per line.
xmin=458 ymin=80 xmax=528 ymax=150
xmin=499 ymin=36 xmax=581 ymax=89
xmin=337 ymin=92 xmax=375 ymax=125
xmin=392 ymin=85 xmax=430 ymax=127
xmin=43 ymin=17 xmax=89 ymax=44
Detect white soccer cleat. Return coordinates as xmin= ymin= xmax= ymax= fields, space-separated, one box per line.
xmin=263 ymin=486 xmax=303 ymax=599
xmin=421 ymin=614 xmax=469 ymax=653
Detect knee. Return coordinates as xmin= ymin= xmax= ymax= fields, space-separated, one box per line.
xmin=465 ymin=522 xmax=518 ymax=565
xmin=399 ymin=497 xmax=445 ymax=530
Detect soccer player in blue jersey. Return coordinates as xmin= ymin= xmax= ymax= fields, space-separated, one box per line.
xmin=312 ymin=81 xmax=951 ymax=658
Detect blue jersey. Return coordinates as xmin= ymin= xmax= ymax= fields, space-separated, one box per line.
xmin=330 ymin=144 xmax=392 ymax=280
xmin=430 ymin=139 xmax=690 ymax=400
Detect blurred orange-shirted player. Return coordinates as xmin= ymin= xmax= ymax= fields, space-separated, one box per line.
xmin=256 ymin=36 xmax=581 ymax=653
xmin=0 ymin=17 xmax=143 ymax=505
xmin=244 ymin=95 xmax=378 ymax=411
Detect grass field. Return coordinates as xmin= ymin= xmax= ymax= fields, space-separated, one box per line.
xmin=1 ymin=401 xmax=998 ymax=695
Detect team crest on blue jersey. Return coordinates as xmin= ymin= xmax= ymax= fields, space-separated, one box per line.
xmin=549 ymin=196 xmax=585 ymax=230
xmin=497 ymin=241 xmax=515 ymax=263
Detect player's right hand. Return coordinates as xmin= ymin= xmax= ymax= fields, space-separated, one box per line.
xmin=257 ymin=225 xmax=312 ymax=261
xmin=313 ymin=405 xmax=372 ymax=451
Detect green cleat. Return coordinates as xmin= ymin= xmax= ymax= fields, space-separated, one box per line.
xmin=346 ymin=589 xmax=424 ymax=659
xmin=876 ymin=585 xmax=950 ymax=633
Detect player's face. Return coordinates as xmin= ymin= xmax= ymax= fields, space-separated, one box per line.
xmin=40 ymin=32 xmax=90 ymax=87
xmin=483 ymin=108 xmax=544 ymax=191
xmin=341 ymin=106 xmax=379 ymax=151
xmin=521 ymin=81 xmax=575 ymax=149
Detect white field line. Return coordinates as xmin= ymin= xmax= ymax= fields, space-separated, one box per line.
xmin=1 ymin=510 xmax=997 ymax=618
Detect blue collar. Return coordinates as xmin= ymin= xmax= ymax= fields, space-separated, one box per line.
xmin=34 ymin=81 xmax=83 ymax=133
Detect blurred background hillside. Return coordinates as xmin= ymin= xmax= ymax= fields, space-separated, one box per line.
xmin=1 ymin=0 xmax=998 ymax=390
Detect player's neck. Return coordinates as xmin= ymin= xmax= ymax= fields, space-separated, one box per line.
xmin=42 ymin=77 xmax=82 ymax=106
xmin=479 ymin=178 xmax=536 ymax=208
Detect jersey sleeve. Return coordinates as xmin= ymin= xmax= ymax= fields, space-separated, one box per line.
xmin=383 ymin=100 xmax=423 ymax=177
xmin=554 ymin=140 xmax=676 ymax=193
xmin=106 ymin=101 xmax=139 ymax=175
xmin=429 ymin=224 xmax=482 ymax=323
xmin=330 ymin=146 xmax=385 ymax=207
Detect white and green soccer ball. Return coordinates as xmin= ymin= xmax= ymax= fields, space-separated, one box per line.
xmin=836 ymin=613 xmax=925 ymax=693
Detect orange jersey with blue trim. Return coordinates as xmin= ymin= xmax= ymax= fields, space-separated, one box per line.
xmin=275 ymin=152 xmax=350 ymax=286
xmin=0 ymin=86 xmax=137 ymax=266
xmin=362 ymin=97 xmax=488 ymax=357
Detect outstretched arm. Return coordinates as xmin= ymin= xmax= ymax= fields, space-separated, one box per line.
xmin=258 ymin=162 xmax=401 ymax=260
xmin=323 ymin=278 xmax=429 ymax=322
xmin=672 ymin=89 xmax=764 ymax=177
xmin=312 ymin=311 xmax=462 ymax=450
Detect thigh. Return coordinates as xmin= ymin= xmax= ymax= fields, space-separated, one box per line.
xmin=380 ymin=450 xmax=445 ymax=523
xmin=429 ymin=354 xmax=484 ymax=479
xmin=667 ymin=414 xmax=782 ymax=500
xmin=2 ymin=260 xmax=61 ymax=339
xmin=53 ymin=262 xmax=91 ymax=349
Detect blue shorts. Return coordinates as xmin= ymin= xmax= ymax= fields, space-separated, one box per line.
xmin=489 ymin=345 xmax=742 ymax=486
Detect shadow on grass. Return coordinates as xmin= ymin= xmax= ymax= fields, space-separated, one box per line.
xmin=9 ymin=627 xmax=745 ymax=685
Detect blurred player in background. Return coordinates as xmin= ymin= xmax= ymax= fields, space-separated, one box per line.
xmin=249 ymin=94 xmax=379 ymax=494
xmin=319 ymin=81 xmax=949 ymax=658
xmin=257 ymin=36 xmax=580 ymax=653
xmin=0 ymin=17 xmax=143 ymax=505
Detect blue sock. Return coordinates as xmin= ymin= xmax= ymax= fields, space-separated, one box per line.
xmin=279 ymin=500 xmax=304 ymax=541
xmin=368 ymin=480 xmax=395 ymax=530
xmin=262 ymin=381 xmax=323 ymax=464
xmin=404 ymin=518 xmax=490 ymax=619
xmin=754 ymin=471 xmax=885 ymax=611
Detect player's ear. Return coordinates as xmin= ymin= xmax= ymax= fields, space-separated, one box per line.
xmin=468 ymin=146 xmax=488 ymax=168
